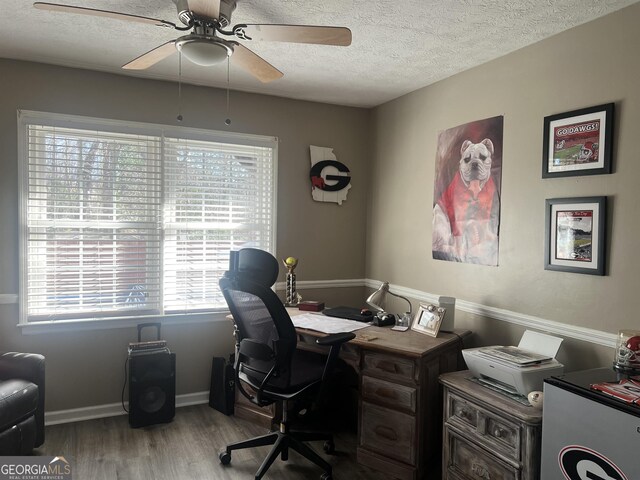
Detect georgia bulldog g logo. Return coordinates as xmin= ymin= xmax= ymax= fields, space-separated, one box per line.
xmin=559 ymin=445 xmax=628 ymax=480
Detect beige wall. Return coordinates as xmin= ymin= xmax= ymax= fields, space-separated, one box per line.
xmin=0 ymin=59 xmax=370 ymax=410
xmin=2 ymin=2 xmax=638 ymax=412
xmin=367 ymin=3 xmax=640 ymax=370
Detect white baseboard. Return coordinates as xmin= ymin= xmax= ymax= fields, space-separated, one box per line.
xmin=45 ymin=391 xmax=209 ymax=426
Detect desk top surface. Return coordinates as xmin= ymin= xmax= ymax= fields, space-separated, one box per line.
xmin=296 ymin=324 xmax=468 ymax=358
xmin=227 ymin=307 xmax=469 ymax=359
xmin=289 ymin=308 xmax=470 ymax=358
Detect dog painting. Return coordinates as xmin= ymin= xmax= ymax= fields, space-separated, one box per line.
xmin=432 ymin=116 xmax=503 ymax=266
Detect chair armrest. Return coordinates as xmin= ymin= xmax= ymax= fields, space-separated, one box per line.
xmin=315 ymin=332 xmax=356 ymax=347
xmin=0 ymin=352 xmax=45 ymax=447
xmin=316 ymin=332 xmax=356 ymax=383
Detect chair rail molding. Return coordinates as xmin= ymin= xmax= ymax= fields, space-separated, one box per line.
xmin=0 ymin=294 xmax=18 ymax=304
xmin=286 ymin=278 xmax=617 ymax=349
xmin=274 ymin=279 xmax=363 ymax=290
xmin=44 ymin=279 xmax=617 ymax=426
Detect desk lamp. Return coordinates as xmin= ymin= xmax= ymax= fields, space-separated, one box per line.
xmin=366 ymin=282 xmax=412 ymax=316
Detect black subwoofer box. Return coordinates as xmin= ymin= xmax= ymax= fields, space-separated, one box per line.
xmin=129 ymin=352 xmax=176 ymax=428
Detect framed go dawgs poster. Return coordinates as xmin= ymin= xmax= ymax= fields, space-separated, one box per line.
xmin=432 ymin=115 xmax=503 ymax=266
xmin=542 ymin=103 xmax=614 ymax=178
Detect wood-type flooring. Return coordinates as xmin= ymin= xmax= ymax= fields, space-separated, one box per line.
xmin=36 ymin=404 xmax=391 ymax=480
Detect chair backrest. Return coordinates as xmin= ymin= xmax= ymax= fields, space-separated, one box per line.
xmin=220 ymin=249 xmax=297 ymax=394
xmin=234 ymin=248 xmax=280 ymax=288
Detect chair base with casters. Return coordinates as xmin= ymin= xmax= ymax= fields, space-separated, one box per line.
xmin=219 ymin=398 xmax=335 ymax=480
xmin=218 ymin=331 xmax=355 ymax=480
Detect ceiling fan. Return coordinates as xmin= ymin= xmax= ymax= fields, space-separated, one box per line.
xmin=33 ymin=0 xmax=352 ymax=83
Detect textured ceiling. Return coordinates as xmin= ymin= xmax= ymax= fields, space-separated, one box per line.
xmin=2 ymin=0 xmax=638 ymax=107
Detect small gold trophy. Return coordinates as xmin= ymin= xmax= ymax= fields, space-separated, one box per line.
xmin=283 ymin=256 xmax=299 ymax=306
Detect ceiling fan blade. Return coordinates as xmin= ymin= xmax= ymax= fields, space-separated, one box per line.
xmin=33 ymin=2 xmax=175 ymax=27
xmin=187 ymin=0 xmax=220 ymax=19
xmin=122 ymin=41 xmax=177 ymax=70
xmin=231 ymin=44 xmax=283 ymax=83
xmin=237 ymin=24 xmax=352 ymax=46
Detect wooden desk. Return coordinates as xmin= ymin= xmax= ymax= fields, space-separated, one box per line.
xmin=232 ymin=309 xmax=469 ymax=480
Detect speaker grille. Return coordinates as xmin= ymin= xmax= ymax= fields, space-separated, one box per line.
xmin=129 ymin=352 xmax=176 ymax=428
xmin=139 ymin=386 xmax=167 ymax=413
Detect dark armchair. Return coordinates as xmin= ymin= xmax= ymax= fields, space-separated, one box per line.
xmin=218 ymin=249 xmax=354 ymax=480
xmin=0 ymin=352 xmax=45 ymax=455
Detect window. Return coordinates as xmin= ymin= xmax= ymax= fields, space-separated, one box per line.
xmin=18 ymin=111 xmax=277 ymax=324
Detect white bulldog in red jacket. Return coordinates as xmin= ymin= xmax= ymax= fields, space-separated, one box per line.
xmin=432 ymin=139 xmax=499 ymax=265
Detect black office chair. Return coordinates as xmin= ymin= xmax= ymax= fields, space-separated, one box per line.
xmin=218 ymin=249 xmax=355 ymax=480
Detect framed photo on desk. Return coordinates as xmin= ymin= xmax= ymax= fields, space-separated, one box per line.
xmin=412 ymin=303 xmax=445 ymax=337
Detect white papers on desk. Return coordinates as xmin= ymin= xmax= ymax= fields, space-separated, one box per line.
xmin=291 ymin=313 xmax=371 ymax=334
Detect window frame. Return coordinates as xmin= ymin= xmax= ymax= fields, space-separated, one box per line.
xmin=17 ymin=110 xmax=278 ymax=331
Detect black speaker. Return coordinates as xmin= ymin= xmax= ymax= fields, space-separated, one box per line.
xmin=129 ymin=352 xmax=176 ymax=428
xmin=209 ymin=356 xmax=235 ymax=415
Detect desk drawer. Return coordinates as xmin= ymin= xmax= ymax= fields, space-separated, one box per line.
xmin=360 ymin=402 xmax=416 ymax=465
xmin=362 ymin=376 xmax=416 ymax=413
xmin=446 ymin=392 xmax=520 ymax=461
xmin=363 ymin=351 xmax=415 ymax=383
xmin=445 ymin=427 xmax=518 ymax=480
xmin=449 ymin=394 xmax=479 ymax=429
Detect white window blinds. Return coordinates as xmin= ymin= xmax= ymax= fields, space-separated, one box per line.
xmin=163 ymin=137 xmax=275 ymax=313
xmin=19 ymin=112 xmax=276 ymax=323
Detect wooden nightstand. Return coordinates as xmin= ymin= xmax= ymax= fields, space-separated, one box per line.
xmin=439 ymin=370 xmax=542 ymax=480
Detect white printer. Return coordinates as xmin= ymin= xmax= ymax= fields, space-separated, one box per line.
xmin=462 ymin=330 xmax=564 ymax=396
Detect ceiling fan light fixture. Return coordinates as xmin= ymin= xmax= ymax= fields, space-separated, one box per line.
xmin=175 ymin=36 xmax=233 ymax=66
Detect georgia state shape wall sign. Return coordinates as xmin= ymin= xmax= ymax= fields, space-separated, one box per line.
xmin=309 ymin=145 xmax=351 ymax=205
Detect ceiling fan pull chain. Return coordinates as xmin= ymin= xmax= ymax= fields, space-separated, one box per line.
xmin=177 ymin=52 xmax=183 ymax=122
xmin=225 ymin=56 xmax=231 ymax=126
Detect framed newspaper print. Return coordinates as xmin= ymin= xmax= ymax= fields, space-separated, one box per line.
xmin=542 ymin=103 xmax=614 ymax=178
xmin=411 ymin=303 xmax=445 ymax=337
xmin=544 ymin=196 xmax=606 ymax=275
